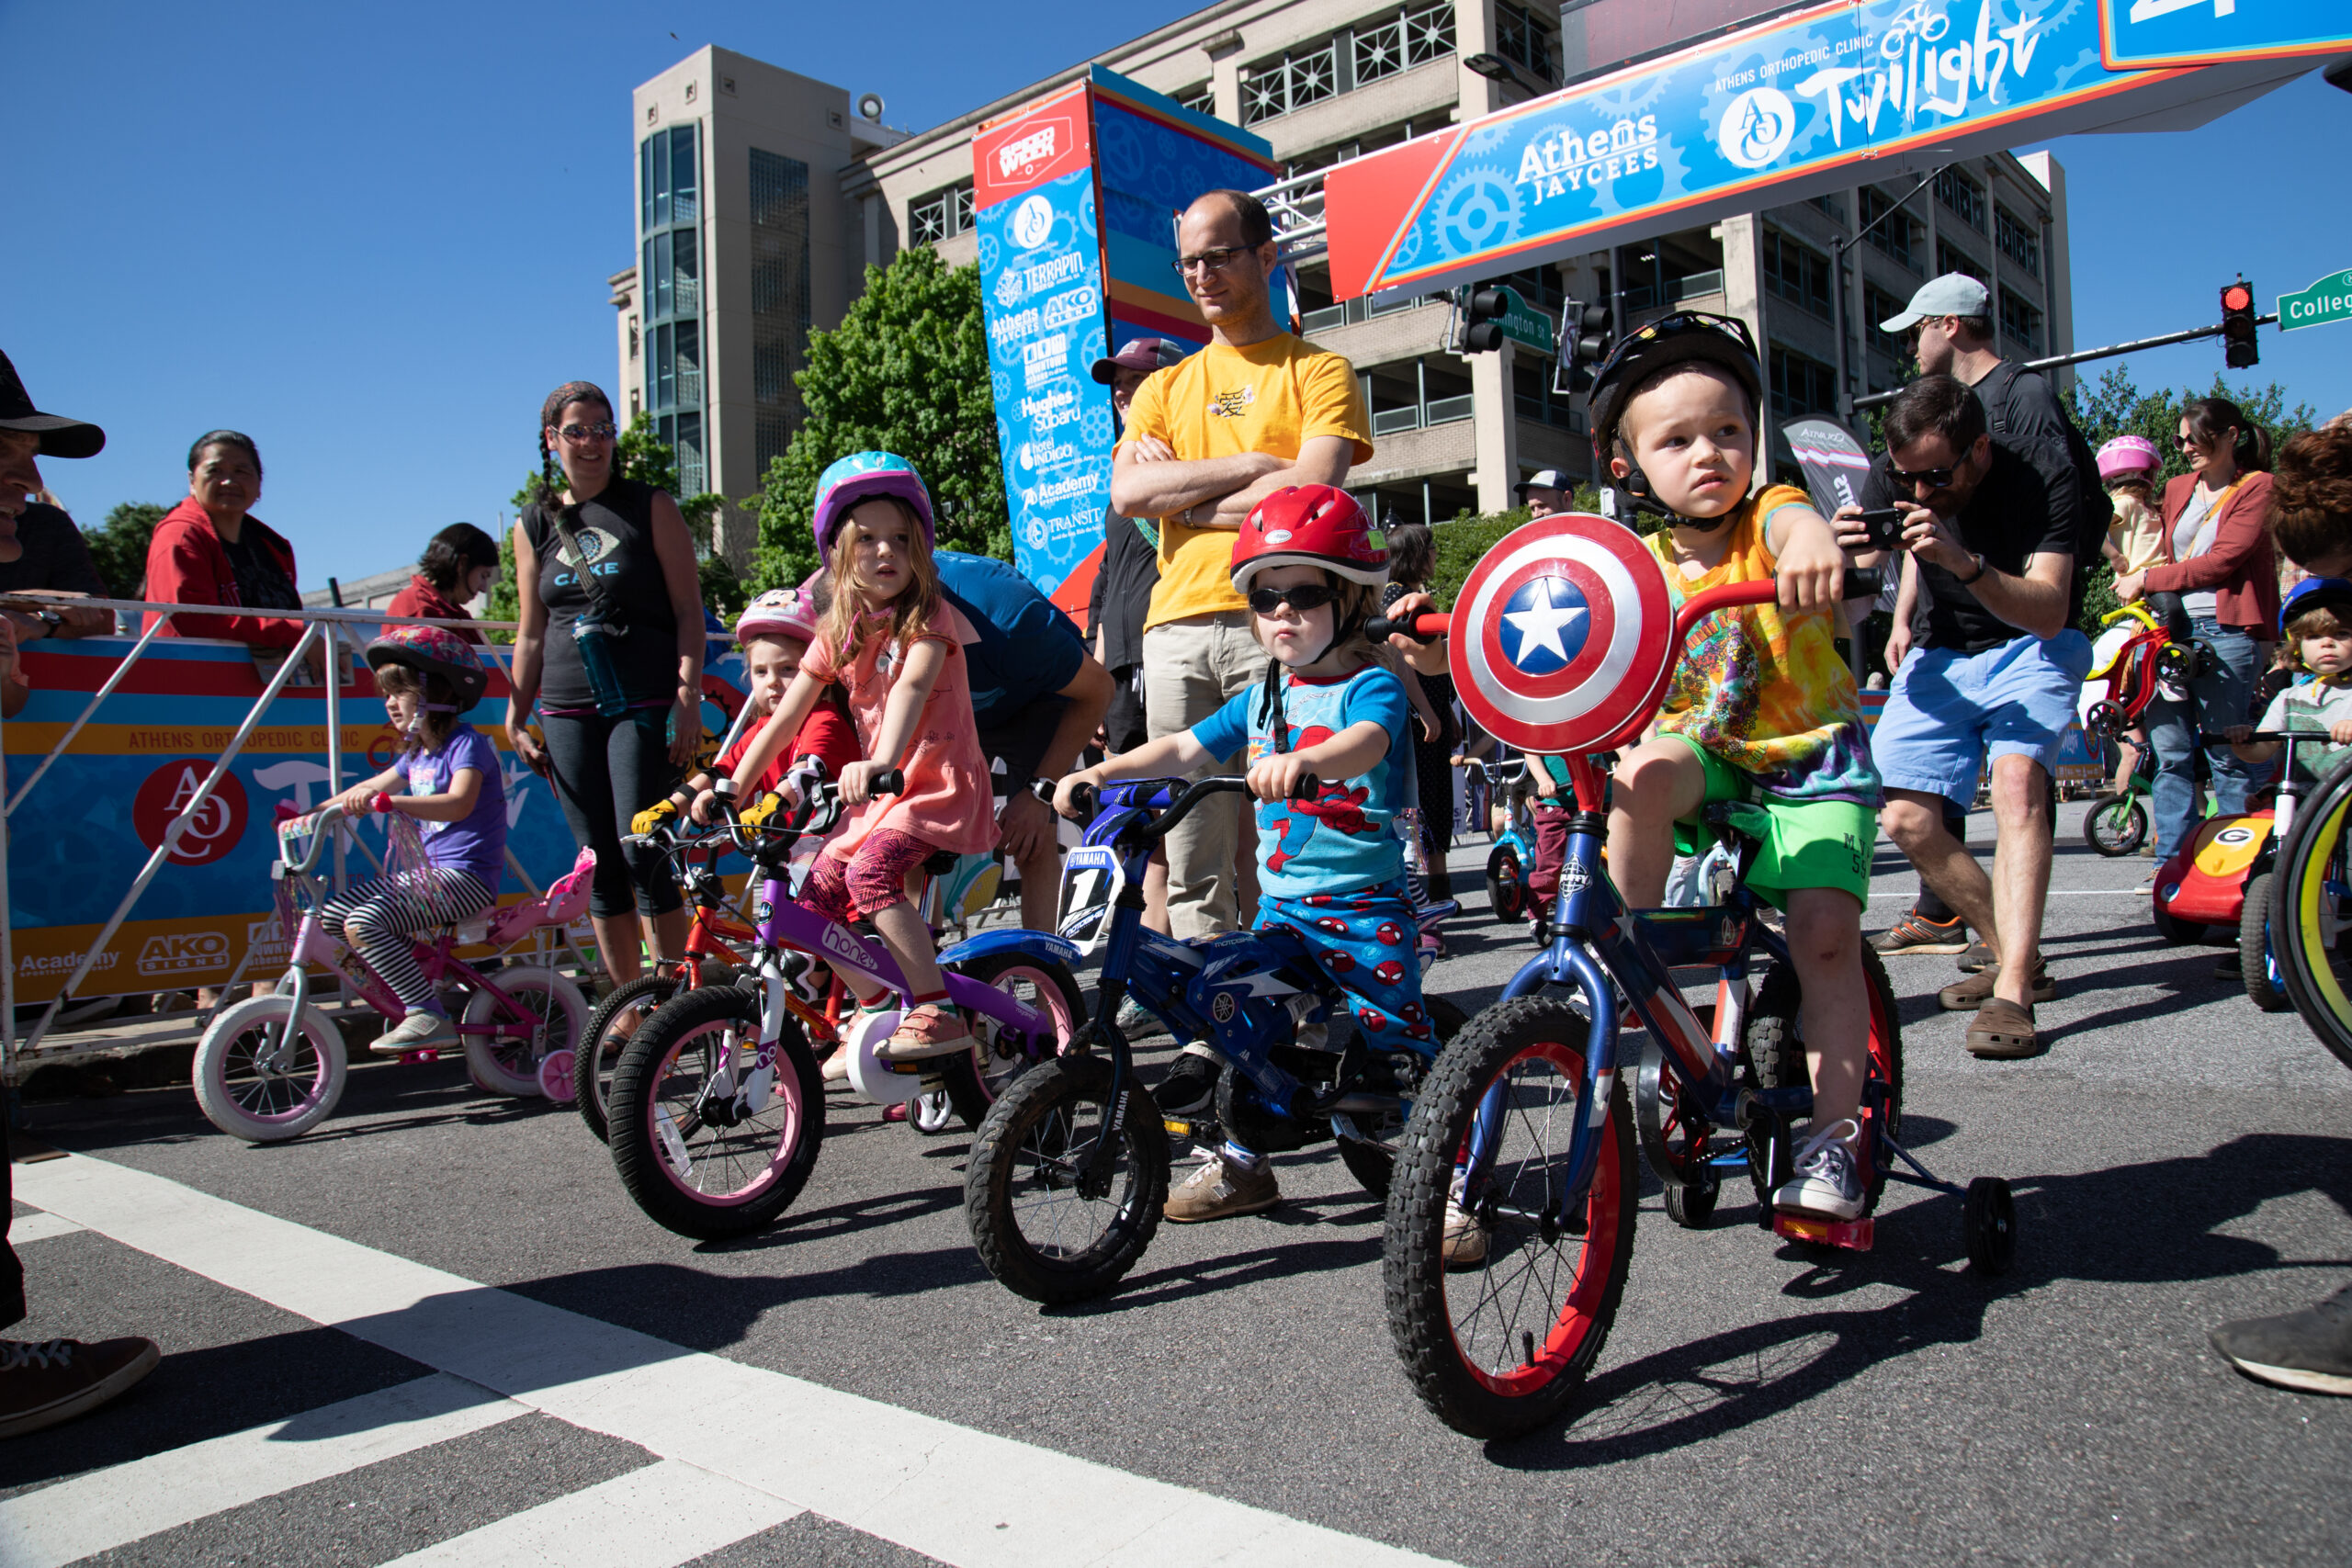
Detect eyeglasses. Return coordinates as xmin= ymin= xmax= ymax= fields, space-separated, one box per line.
xmin=1248 ymin=582 xmax=1340 ymax=615
xmin=555 ymin=422 xmax=619 ymax=442
xmin=1889 ymin=463 xmax=1959 ymax=491
xmin=2177 ymin=432 xmax=2206 ymax=449
xmin=1171 ymin=246 xmax=1252 ymax=278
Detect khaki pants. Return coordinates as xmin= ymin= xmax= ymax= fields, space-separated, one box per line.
xmin=1143 ymin=612 xmax=1265 ymax=940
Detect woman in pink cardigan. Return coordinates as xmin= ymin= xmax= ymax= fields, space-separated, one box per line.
xmin=2112 ymin=396 xmax=2278 ymax=873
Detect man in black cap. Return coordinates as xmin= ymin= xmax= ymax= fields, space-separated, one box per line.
xmin=1513 ymin=468 xmax=1574 ymax=518
xmin=1087 ymin=336 xmax=1187 ymax=752
xmin=0 ymin=351 xmax=161 ymax=1438
xmin=0 ymin=351 xmax=116 ymax=717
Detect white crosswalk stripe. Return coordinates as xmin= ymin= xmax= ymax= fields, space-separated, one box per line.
xmin=6 ymin=1210 xmax=85 ymax=1246
xmin=373 ymin=1458 xmax=801 ymax=1568
xmin=0 ymin=1373 xmax=527 ymax=1568
xmin=15 ymin=1152 xmax=1464 ymax=1568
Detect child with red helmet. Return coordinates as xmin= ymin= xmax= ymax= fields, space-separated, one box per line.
xmin=326 ymin=626 xmax=508 ymax=1055
xmin=1057 ymin=484 xmax=1429 ymax=1224
xmin=647 ymin=587 xmax=859 ymax=816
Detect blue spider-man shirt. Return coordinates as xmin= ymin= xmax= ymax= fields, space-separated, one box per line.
xmin=1191 ymin=661 xmax=1411 ymax=901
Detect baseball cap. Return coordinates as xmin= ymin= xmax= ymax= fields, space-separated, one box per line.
xmin=1880 ymin=274 xmax=1991 ymax=334
xmin=0 ymin=351 xmax=104 ymax=459
xmin=1090 ymin=337 xmax=1188 ymax=383
xmin=1514 ymin=468 xmax=1571 ymax=493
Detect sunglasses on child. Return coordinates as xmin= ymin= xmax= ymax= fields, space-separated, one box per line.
xmin=1248 ymin=582 xmax=1341 ymax=615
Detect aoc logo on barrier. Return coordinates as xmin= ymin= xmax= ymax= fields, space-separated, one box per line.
xmin=131 ymin=758 xmax=249 ymax=866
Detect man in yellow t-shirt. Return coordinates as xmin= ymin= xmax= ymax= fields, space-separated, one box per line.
xmin=1110 ymin=189 xmax=1373 ymax=943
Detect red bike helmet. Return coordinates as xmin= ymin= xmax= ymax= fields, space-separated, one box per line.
xmin=1228 ymin=484 xmax=1389 ymax=593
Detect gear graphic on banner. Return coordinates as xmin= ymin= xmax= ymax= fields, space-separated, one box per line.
xmin=1430 ymin=165 xmax=1523 ymax=260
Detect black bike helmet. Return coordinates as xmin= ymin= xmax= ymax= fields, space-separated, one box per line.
xmin=1585 ymin=312 xmax=1765 ymax=530
xmin=366 ymin=623 xmax=489 ymax=710
xmin=2280 ymin=575 xmax=2352 ymax=637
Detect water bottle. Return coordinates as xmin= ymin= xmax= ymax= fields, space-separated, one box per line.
xmin=572 ymin=612 xmax=629 ymax=717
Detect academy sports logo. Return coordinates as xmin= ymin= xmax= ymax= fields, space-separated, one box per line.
xmin=1207 ymin=387 xmax=1257 ymax=418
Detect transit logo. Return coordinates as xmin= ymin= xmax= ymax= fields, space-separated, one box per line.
xmin=139 ymin=931 xmax=230 ymax=979
xmin=131 ymin=758 xmax=250 ymax=866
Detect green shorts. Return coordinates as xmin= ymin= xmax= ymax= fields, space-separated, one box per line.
xmin=1658 ymin=733 xmax=1873 ymax=910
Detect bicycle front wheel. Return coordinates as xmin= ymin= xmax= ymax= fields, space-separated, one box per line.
xmin=193 ymin=995 xmax=347 ymax=1143
xmin=965 ymin=1055 xmax=1169 ymax=1303
xmin=2272 ymin=754 xmax=2352 ymax=1067
xmin=1384 ymin=996 xmax=1636 ymax=1439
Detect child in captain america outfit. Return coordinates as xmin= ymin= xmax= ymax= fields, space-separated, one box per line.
xmin=1058 ymin=484 xmax=1426 ymax=1224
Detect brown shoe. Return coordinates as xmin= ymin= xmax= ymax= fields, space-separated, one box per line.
xmin=1939 ymin=960 xmax=2054 ymax=1010
xmin=1966 ymin=997 xmax=2042 ymax=1058
xmin=1164 ymin=1154 xmax=1279 ymax=1223
xmin=0 ymin=1337 xmax=160 ymax=1438
xmin=1442 ymin=1200 xmax=1489 ymax=1268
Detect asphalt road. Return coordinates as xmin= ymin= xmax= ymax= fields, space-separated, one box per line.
xmin=6 ymin=802 xmax=2350 ymax=1567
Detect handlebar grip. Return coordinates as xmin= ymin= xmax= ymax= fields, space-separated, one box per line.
xmin=1366 ymin=612 xmax=1451 ymax=644
xmin=369 ymin=791 xmax=396 ymax=815
xmin=1844 ymin=567 xmax=1885 ymax=600
xmin=1069 ymin=781 xmax=1097 ymax=820
xmin=1290 ymin=773 xmax=1321 ymax=800
xmin=872 ymin=768 xmax=905 ymax=796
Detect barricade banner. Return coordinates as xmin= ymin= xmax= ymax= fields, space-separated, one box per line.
xmin=4 ymin=635 xmax=742 ymax=1005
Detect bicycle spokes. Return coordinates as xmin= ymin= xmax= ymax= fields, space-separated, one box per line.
xmin=644 ymin=1018 xmax=801 ymax=1202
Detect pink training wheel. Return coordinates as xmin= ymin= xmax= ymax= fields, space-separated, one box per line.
xmin=537 ymin=1048 xmax=577 ymax=1103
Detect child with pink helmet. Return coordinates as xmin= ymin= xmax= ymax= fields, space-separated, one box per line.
xmin=2098 ymin=434 xmax=2167 ymax=580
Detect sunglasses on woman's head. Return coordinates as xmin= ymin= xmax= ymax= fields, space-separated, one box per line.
xmin=1248 ymin=582 xmax=1340 ymax=615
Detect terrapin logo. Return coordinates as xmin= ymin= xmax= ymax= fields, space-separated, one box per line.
xmin=1211 ymin=990 xmax=1237 ymax=1023
xmin=139 ymin=931 xmax=230 ymax=978
xmin=820 ymin=921 xmax=874 ymax=969
xmin=1716 ymin=86 xmax=1795 ymax=170
xmin=1207 ymin=386 xmax=1257 ymax=419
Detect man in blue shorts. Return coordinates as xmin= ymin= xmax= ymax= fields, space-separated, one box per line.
xmin=1848 ymin=375 xmax=2088 ymax=1060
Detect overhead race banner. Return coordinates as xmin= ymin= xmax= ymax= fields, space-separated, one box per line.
xmin=973 ymin=69 xmax=1276 ymax=615
xmin=6 ymin=637 xmax=748 ymax=1005
xmin=2099 ymin=0 xmax=2349 ymax=71
xmin=1324 ymin=0 xmax=2336 ymax=301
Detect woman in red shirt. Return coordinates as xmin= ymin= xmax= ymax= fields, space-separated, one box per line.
xmin=385 ymin=524 xmax=501 ymax=644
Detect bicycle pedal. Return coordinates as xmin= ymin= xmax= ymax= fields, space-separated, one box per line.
xmin=398 ymin=1049 xmax=441 ymax=1066
xmin=1772 ymin=1212 xmax=1873 ymax=1252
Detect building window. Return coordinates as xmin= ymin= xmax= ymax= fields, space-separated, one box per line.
xmin=1768 ymin=344 xmax=1839 ymax=418
xmin=1493 ymin=1 xmax=1555 ymax=82
xmin=640 ymin=122 xmax=703 ymax=438
xmin=1934 ymin=166 xmax=1987 ymax=232
xmin=1761 ymin=228 xmax=1832 ymax=319
xmin=1996 ymin=206 xmax=2041 ymax=278
xmin=1863 ymin=283 xmax=1911 ymax=343
xmin=1243 ymin=39 xmax=1338 ymax=122
xmin=1176 ymin=83 xmax=1216 ymax=118
xmin=750 ymin=148 xmax=811 ymax=479
xmin=628 ymin=315 xmax=639 ymax=360
xmin=640 ymin=124 xmax=699 ymax=233
xmin=1245 ymin=4 xmax=1454 ymax=122
xmin=910 ymin=180 xmax=974 ymax=244
xmin=1935 ymin=239 xmax=1985 ymax=283
xmin=1998 ymin=287 xmax=2044 ymax=355
xmin=1808 ymin=192 xmax=1845 ymax=222
xmin=1859 ymin=186 xmax=1921 ymax=271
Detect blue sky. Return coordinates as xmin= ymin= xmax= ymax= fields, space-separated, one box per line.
xmin=6 ymin=2 xmax=2349 ymax=590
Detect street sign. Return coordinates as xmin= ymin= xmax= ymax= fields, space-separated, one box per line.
xmin=2099 ymin=0 xmax=2352 ymax=72
xmin=2278 ymin=269 xmax=2352 ymax=334
xmin=1487 ymin=286 xmax=1556 ymax=355
xmin=1322 ymin=0 xmax=2313 ymax=302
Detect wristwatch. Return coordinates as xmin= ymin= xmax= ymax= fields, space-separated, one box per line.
xmin=1955 ymin=553 xmax=1987 ymax=586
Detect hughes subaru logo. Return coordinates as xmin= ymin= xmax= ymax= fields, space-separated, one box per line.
xmin=1012 ymin=194 xmax=1054 ymax=250
xmin=1716 ymin=86 xmax=1795 ymax=169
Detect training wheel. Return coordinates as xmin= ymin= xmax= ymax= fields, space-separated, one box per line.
xmin=537 ymin=1047 xmax=577 ymax=1103
xmin=1963 ymin=1176 xmax=2016 ymax=1275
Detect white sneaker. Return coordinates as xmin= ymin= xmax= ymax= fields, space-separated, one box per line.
xmin=373 ymin=1010 xmax=456 ymax=1055
xmin=1442 ymin=1200 xmax=1488 ymax=1268
xmin=1772 ymin=1119 xmax=1865 ymax=1221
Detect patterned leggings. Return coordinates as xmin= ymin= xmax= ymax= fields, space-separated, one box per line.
xmin=797 ymin=829 xmax=938 ymax=924
xmin=1257 ymin=881 xmax=1435 ymax=1048
xmin=321 ymin=868 xmax=496 ymax=1011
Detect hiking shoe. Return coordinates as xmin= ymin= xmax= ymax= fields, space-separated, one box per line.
xmin=1967 ymin=997 xmax=2042 ymax=1058
xmin=1156 ymin=1046 xmax=1221 ymax=1117
xmin=1956 ymin=938 xmax=1996 ymax=974
xmin=1871 ymin=911 xmax=1969 ymax=956
xmin=1772 ymin=1120 xmax=1864 ymax=1221
xmin=874 ymin=1003 xmax=973 ymax=1063
xmin=1442 ymin=1200 xmax=1489 ymax=1268
xmin=0 ymin=1337 xmax=160 ymax=1439
xmin=372 ymin=1009 xmax=455 ymax=1055
xmin=2211 ymin=1283 xmax=2352 ymax=1396
xmin=1939 ymin=961 xmax=2054 ymax=1011
xmin=1164 ymin=1153 xmax=1279 ymax=1223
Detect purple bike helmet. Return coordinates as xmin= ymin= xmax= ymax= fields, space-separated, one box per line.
xmin=811 ymin=451 xmax=935 ymax=559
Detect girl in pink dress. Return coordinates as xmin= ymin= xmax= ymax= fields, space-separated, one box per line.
xmin=697 ymin=452 xmax=998 ymax=1060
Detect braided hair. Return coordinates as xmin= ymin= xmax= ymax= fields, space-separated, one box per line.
xmin=536 ymin=381 xmax=613 ymax=514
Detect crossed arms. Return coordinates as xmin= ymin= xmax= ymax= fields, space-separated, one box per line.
xmin=1110 ymin=434 xmax=1357 ymax=527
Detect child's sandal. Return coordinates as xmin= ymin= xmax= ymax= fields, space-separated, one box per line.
xmin=875 ymin=1002 xmax=972 ymax=1063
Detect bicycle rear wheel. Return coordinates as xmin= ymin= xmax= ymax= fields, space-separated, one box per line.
xmin=2272 ymin=754 xmax=2352 ymax=1068
xmin=576 ymin=974 xmax=680 ymax=1143
xmin=460 ymin=964 xmax=588 ymax=1098
xmin=939 ymin=952 xmax=1085 ymax=1131
xmin=1384 ymin=996 xmax=1636 ymax=1438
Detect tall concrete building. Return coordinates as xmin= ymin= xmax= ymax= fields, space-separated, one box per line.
xmin=617 ymin=4 xmax=2074 ymax=545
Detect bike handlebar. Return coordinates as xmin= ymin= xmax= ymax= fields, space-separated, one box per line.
xmin=1066 ymin=772 xmax=1320 ymax=843
xmin=1366 ymin=569 xmax=1883 ymax=651
xmin=277 ymin=800 xmax=356 ymax=875
xmin=1366 ymin=611 xmax=1450 ymax=644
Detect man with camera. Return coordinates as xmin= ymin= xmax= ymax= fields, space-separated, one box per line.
xmin=1838 ymin=375 xmax=2090 ymax=1060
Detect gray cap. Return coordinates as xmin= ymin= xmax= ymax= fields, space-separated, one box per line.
xmin=1514 ymin=468 xmax=1571 ymax=493
xmin=1880 ymin=273 xmax=1991 ymax=334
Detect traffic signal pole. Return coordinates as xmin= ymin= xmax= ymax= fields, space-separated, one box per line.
xmin=1850 ymin=310 xmax=2280 ymax=412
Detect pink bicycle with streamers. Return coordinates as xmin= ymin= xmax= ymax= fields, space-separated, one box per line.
xmin=191 ymin=800 xmax=596 ymax=1143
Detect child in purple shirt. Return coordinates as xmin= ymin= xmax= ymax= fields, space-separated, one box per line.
xmin=329 ymin=626 xmax=507 ymax=1053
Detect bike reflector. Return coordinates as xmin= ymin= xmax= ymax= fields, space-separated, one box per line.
xmin=1449 ymin=513 xmax=1676 ymax=753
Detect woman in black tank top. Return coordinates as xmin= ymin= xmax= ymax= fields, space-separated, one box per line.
xmin=506 ymin=380 xmax=708 ymax=988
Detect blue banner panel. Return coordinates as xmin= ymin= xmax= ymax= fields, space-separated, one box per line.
xmin=2099 ymin=0 xmax=2351 ymax=71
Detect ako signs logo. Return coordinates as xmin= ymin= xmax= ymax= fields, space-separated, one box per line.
xmin=131 ymin=759 xmax=250 ymax=866
xmin=139 ymin=930 xmax=230 ymax=978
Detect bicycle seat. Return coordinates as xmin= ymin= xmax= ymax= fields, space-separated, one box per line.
xmin=485 ymin=846 xmax=596 ymax=944
xmin=921 ymin=850 xmax=960 ymax=877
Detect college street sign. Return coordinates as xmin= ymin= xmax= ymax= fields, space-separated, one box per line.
xmin=2278 ymin=270 xmax=2352 ymax=335
xmin=1322 ymin=0 xmax=2335 ymax=302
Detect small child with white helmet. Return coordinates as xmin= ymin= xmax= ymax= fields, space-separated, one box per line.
xmin=328 ymin=626 xmax=508 ymax=1054
xmin=2098 ymin=435 xmax=2167 ymax=581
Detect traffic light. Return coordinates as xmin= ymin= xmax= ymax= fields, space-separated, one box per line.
xmin=1462 ymin=287 xmax=1511 ymax=353
xmin=2222 ymin=278 xmax=2258 ymax=369
xmin=1558 ymin=299 xmax=1612 ymax=392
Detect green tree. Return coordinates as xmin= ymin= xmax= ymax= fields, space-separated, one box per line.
xmin=753 ymin=248 xmax=1004 ymax=590
xmin=82 ymin=502 xmax=167 ymax=599
xmin=1424 ymin=485 xmax=1608 ymax=608
xmin=482 ymin=412 xmax=736 ymax=642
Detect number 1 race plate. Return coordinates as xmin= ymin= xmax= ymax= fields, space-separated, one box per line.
xmin=1448 ymin=513 xmax=1676 ymax=754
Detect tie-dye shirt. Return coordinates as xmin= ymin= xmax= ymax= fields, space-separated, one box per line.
xmin=1644 ymin=485 xmax=1881 ymax=807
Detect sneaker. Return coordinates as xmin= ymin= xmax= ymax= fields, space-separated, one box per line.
xmin=0 ymin=1337 xmax=161 ymax=1438
xmin=1956 ymin=938 xmax=1996 ymax=974
xmin=1155 ymin=1046 xmax=1221 ymax=1117
xmin=1164 ymin=1152 xmax=1279 ymax=1223
xmin=1442 ymin=1200 xmax=1488 ymax=1269
xmin=1939 ymin=960 xmax=2054 ymax=1011
xmin=1114 ymin=997 xmax=1157 ymax=1037
xmin=2210 ymin=1283 xmax=2352 ymax=1396
xmin=372 ymin=1009 xmax=455 ymax=1055
xmin=874 ymin=1002 xmax=973 ymax=1063
xmin=1772 ymin=1120 xmax=1864 ymax=1221
xmin=1871 ymin=911 xmax=1969 ymax=956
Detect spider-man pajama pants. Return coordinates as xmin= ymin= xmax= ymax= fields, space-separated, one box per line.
xmin=1257 ymin=880 xmax=1436 ymax=1049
